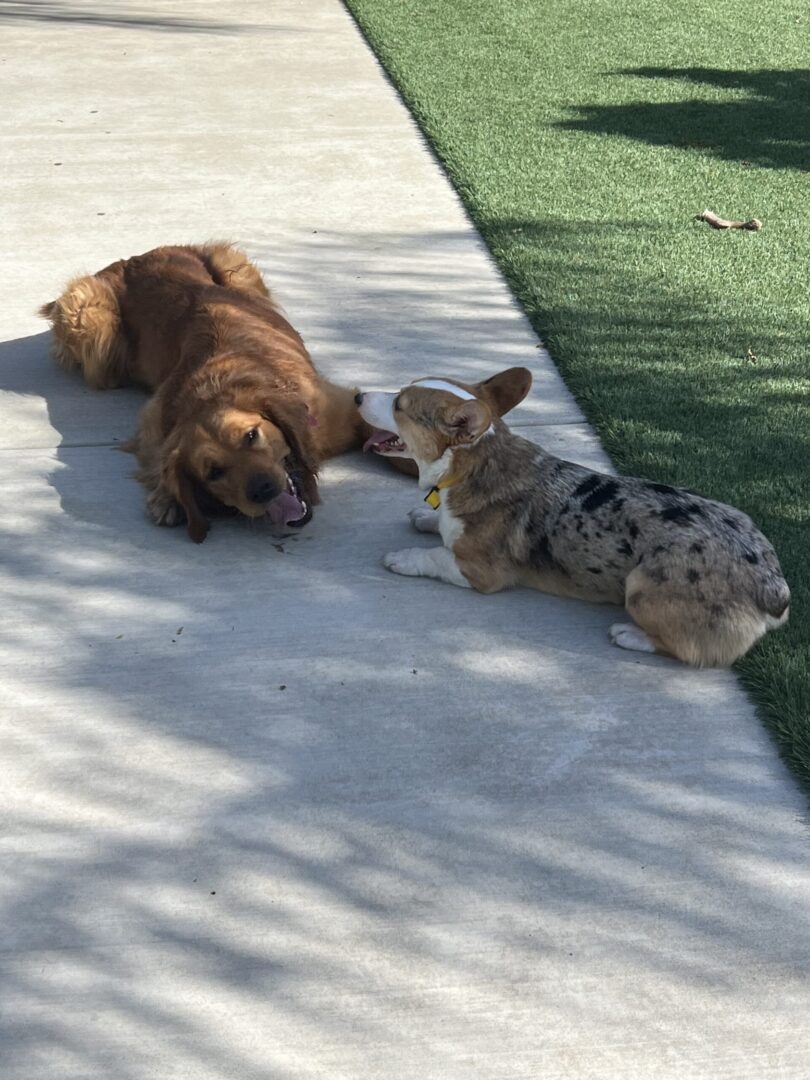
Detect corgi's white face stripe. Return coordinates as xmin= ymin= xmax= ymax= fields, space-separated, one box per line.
xmin=358 ymin=391 xmax=399 ymax=433
xmin=411 ymin=378 xmax=495 ymax=441
xmin=411 ymin=378 xmax=476 ymax=401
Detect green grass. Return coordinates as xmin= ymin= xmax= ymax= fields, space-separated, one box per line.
xmin=344 ymin=0 xmax=810 ymax=780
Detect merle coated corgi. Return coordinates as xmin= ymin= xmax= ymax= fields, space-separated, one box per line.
xmin=357 ymin=372 xmax=789 ymax=667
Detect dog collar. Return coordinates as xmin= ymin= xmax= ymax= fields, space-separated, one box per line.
xmin=424 ymin=473 xmax=461 ymax=509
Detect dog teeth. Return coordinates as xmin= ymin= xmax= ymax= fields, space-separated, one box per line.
xmin=377 ymin=437 xmax=405 ymax=452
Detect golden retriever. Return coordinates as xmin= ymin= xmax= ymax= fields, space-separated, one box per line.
xmin=40 ymin=243 xmax=370 ymax=541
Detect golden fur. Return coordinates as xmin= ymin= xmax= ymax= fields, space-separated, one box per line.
xmin=41 ymin=244 xmax=367 ymax=541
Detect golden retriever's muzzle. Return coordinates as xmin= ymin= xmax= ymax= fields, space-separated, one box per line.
xmin=248 ymin=464 xmax=312 ymax=528
xmin=246 ymin=473 xmax=282 ymax=504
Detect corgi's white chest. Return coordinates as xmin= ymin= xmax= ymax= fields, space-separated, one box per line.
xmin=439 ymin=499 xmax=464 ymax=549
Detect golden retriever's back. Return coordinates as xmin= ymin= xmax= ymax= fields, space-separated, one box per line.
xmin=39 ymin=243 xmax=273 ymax=391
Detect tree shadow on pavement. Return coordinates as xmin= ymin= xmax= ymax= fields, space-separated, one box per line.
xmin=0 ymin=0 xmax=297 ymax=34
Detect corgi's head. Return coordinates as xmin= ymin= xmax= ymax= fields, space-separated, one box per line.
xmin=356 ymin=367 xmax=531 ymax=487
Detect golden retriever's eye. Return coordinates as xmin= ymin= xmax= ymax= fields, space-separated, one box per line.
xmin=393 ymin=395 xmax=401 ymax=411
xmin=245 ymin=427 xmax=259 ymax=445
xmin=207 ymin=465 xmax=226 ymax=482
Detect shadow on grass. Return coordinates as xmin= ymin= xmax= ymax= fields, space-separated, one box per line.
xmin=560 ymin=67 xmax=810 ymax=171
xmin=482 ymin=218 xmax=808 ymax=507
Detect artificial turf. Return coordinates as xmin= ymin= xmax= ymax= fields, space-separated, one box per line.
xmin=343 ymin=0 xmax=810 ymax=781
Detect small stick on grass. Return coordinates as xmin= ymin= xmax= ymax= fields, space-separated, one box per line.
xmin=695 ymin=209 xmax=762 ymax=231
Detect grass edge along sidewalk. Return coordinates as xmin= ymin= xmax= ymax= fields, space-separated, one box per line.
xmin=342 ymin=0 xmax=810 ymax=785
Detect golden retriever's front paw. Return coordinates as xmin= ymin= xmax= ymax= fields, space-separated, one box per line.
xmin=147 ymin=488 xmax=185 ymax=528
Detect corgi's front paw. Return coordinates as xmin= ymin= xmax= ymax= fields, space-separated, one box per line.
xmin=383 ymin=548 xmax=427 ymax=577
xmin=408 ymin=506 xmax=440 ymax=533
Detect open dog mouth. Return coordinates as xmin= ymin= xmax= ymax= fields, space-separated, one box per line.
xmin=362 ymin=430 xmax=408 ymax=455
xmin=265 ymin=473 xmax=311 ymax=528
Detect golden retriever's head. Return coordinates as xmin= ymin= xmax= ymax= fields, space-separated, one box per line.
xmin=162 ymin=398 xmax=318 ymax=543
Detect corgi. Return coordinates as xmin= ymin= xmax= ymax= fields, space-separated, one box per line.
xmin=356 ymin=372 xmax=790 ymax=667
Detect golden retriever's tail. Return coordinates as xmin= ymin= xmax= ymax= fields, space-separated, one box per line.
xmin=199 ymin=242 xmax=271 ymax=301
xmin=38 ymin=272 xmax=128 ymax=389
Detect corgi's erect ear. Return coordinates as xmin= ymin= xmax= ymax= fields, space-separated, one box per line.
xmin=474 ymin=366 xmax=532 ymax=417
xmin=442 ymin=399 xmax=492 ymax=444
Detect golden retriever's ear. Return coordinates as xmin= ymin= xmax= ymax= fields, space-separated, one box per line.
xmin=474 ymin=367 xmax=532 ymax=417
xmin=163 ymin=447 xmax=210 ymax=544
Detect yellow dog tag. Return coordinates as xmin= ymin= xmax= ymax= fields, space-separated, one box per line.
xmin=424 ymin=472 xmax=461 ymax=510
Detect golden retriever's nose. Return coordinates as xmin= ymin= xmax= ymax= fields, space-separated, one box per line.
xmin=354 ymin=392 xmax=364 ymax=405
xmin=246 ymin=474 xmax=281 ymax=504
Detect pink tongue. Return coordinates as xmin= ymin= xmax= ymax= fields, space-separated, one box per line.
xmin=363 ymin=429 xmax=398 ymax=452
xmin=266 ymin=491 xmax=306 ymax=525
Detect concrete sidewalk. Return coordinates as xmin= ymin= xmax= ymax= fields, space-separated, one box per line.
xmin=1 ymin=2 xmax=809 ymax=1077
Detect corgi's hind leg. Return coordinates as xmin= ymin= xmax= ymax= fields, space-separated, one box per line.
xmin=622 ymin=565 xmax=765 ymax=667
xmin=608 ymin=622 xmax=658 ymax=654
xmin=39 ymin=273 xmax=128 ymax=389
